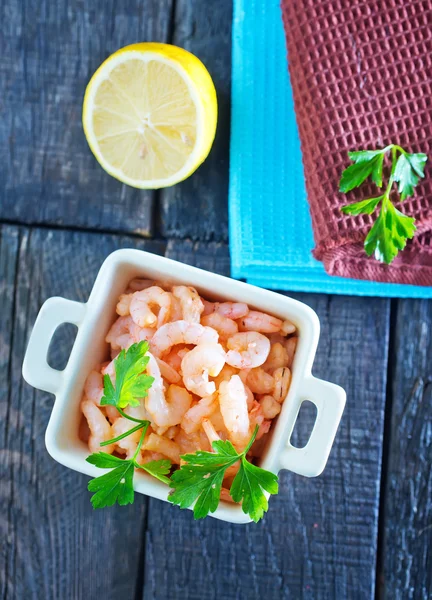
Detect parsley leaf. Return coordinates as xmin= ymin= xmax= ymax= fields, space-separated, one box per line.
xmin=393 ymin=153 xmax=420 ymax=200
xmin=230 ymin=459 xmax=278 ymax=523
xmin=87 ymin=454 xmax=136 ymax=508
xmin=364 ymin=199 xmax=416 ymax=264
xmin=340 ymin=196 xmax=382 ymax=216
xmin=86 ymin=425 xmax=172 ymax=509
xmin=347 ymin=148 xmax=388 ymax=163
xmin=339 ymin=152 xmax=384 ymax=192
xmin=101 ymin=340 xmax=154 ymax=409
xmin=406 ymin=152 xmax=428 ymax=178
xmin=168 ymin=428 xmax=278 ymax=522
xmin=340 ymin=144 xmax=427 ymax=264
xmin=138 ymin=459 xmax=172 ymax=485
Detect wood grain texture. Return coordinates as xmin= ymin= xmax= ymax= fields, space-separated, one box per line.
xmin=0 ymin=0 xmax=173 ymax=235
xmin=0 ymin=227 xmax=19 ymax=600
xmin=140 ymin=244 xmax=391 ymax=600
xmin=380 ymin=300 xmax=432 ymax=600
xmin=158 ymin=0 xmax=232 ymax=242
xmin=0 ymin=225 xmax=165 ymax=600
xmin=165 ymin=238 xmax=230 ymax=274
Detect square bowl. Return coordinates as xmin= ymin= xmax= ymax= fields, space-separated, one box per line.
xmin=22 ymin=248 xmax=346 ymax=524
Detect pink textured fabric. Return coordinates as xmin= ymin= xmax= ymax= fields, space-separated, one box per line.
xmin=281 ymin=0 xmax=432 ymax=286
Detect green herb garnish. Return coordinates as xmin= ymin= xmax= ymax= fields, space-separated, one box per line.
xmin=87 ymin=422 xmax=171 ymax=509
xmin=86 ymin=342 xmax=170 ymax=509
xmin=168 ymin=426 xmax=278 ymax=522
xmin=101 ymin=340 xmax=154 ymax=408
xmin=340 ymin=144 xmax=427 ymax=264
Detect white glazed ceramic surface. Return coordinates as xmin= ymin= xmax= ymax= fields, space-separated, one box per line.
xmin=22 ymin=249 xmax=346 ymax=524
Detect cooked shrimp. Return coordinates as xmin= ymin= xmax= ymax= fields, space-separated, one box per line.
xmin=244 ymin=384 xmax=255 ymax=411
xmin=164 ymin=425 xmax=180 ymax=440
xmin=208 ymin=408 xmax=229 ymax=436
xmin=202 ymin=300 xmax=249 ymax=319
xmin=124 ymin=398 xmax=153 ymax=423
xmin=146 ymin=355 xmax=192 ymax=427
xmin=143 ymin=433 xmax=180 ymax=464
xmin=177 ymin=347 xmax=189 ymax=360
xmin=259 ymin=395 xmax=282 ymax=419
xmin=84 ymin=370 xmax=104 ymax=405
xmin=130 ymin=286 xmax=172 ymax=328
xmin=163 ymin=345 xmax=187 ymax=371
xmin=144 ymin=353 xmax=164 ymax=423
xmin=101 ymin=359 xmax=115 ymax=381
xmin=105 ymin=316 xmax=144 ymax=350
xmin=273 ymin=367 xmax=292 ymax=402
xmin=175 ymin=428 xmax=203 ymax=454
xmin=220 ymin=488 xmax=236 ymax=503
xmin=116 ymin=293 xmax=132 ymax=316
xmin=201 ymin=312 xmax=238 ymax=340
xmin=150 ymin=320 xmax=218 ymax=358
xmin=202 ymin=418 xmax=220 ymax=446
xmin=104 ymin=405 xmax=120 ymax=423
xmin=141 ymin=450 xmax=166 ymax=464
xmin=127 ymin=278 xmax=158 ymax=292
xmin=281 ymin=320 xmax=296 ymax=335
xmin=247 ymin=434 xmax=267 ymax=458
xmin=172 ymin=285 xmax=204 ymax=323
xmin=181 ymin=396 xmax=217 ymax=434
xmin=156 ymin=357 xmax=181 ymax=384
xmin=225 ymin=332 xmax=270 ymax=369
xmin=212 ymin=364 xmax=238 ymax=388
xmin=81 ymin=400 xmax=115 ymax=454
xmin=267 ymin=332 xmax=288 ymax=345
xmin=263 ymin=342 xmax=289 ymax=372
xmin=214 ymin=301 xmax=249 ymax=319
xmin=285 ymin=337 xmax=298 ymax=368
xmin=237 ymin=368 xmax=250 ymax=384
xmin=224 ymin=460 xmax=241 ymax=481
xmin=218 ymin=375 xmax=250 ymax=448
xmin=181 ymin=342 xmax=226 ymax=397
xmin=111 ymin=417 xmax=141 ymax=459
xmin=238 ymin=310 xmax=283 ymax=333
xmin=110 ymin=348 xmax=120 ymax=360
xmin=249 ymin=400 xmax=271 ymax=440
xmin=246 ymin=367 xmax=275 ymax=394
xmin=168 ymin=295 xmax=183 ymax=322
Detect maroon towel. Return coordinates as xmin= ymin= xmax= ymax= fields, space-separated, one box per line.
xmin=281 ymin=0 xmax=432 ymax=286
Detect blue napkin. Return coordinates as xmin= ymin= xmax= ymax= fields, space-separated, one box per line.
xmin=229 ymin=0 xmax=432 ymax=299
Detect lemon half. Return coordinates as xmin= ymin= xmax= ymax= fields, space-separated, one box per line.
xmin=83 ymin=43 xmax=217 ymax=189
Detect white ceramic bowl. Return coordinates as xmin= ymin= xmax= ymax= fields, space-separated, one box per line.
xmin=22 ymin=249 xmax=346 ymax=524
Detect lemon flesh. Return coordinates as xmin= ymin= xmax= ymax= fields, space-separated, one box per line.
xmin=83 ymin=43 xmax=217 ymax=189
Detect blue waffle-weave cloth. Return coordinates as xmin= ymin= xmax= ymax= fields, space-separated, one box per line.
xmin=228 ymin=0 xmax=432 ymax=299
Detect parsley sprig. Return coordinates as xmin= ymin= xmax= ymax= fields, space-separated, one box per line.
xmin=340 ymin=144 xmax=427 ymax=264
xmin=86 ymin=341 xmax=170 ymax=509
xmin=168 ymin=426 xmax=278 ymax=522
xmin=87 ymin=421 xmax=171 ymax=508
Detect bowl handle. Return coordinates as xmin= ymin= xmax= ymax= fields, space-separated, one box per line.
xmin=22 ymin=297 xmax=86 ymax=395
xmin=278 ymin=376 xmax=346 ymax=477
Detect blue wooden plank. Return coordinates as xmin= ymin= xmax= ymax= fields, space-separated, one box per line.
xmin=0 ymin=225 xmax=164 ymax=599
xmin=0 ymin=0 xmax=173 ymax=235
xmin=159 ymin=0 xmax=232 ymax=242
xmin=379 ymin=299 xmax=432 ymax=600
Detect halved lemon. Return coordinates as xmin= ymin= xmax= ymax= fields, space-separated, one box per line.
xmin=82 ymin=43 xmax=217 ymax=189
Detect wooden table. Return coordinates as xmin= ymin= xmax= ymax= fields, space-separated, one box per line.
xmin=1 ymin=1 xmax=431 ymax=599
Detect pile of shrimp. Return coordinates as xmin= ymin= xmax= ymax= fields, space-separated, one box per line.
xmin=80 ymin=279 xmax=298 ymax=500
